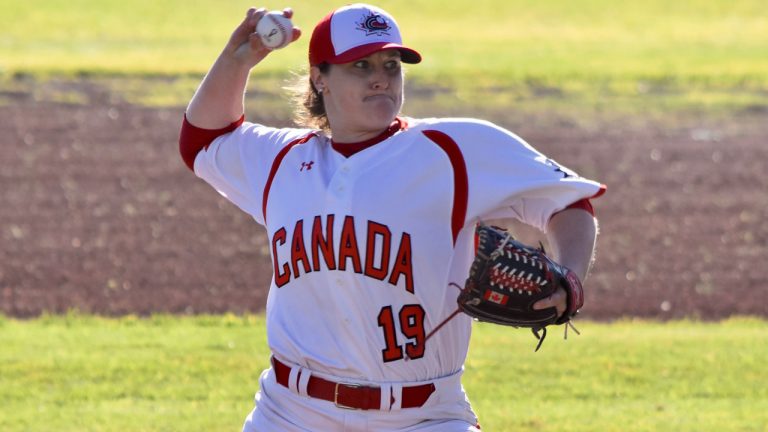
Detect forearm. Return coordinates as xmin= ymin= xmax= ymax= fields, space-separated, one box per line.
xmin=185 ymin=7 xmax=283 ymax=128
xmin=185 ymin=53 xmax=252 ymax=128
xmin=545 ymin=208 xmax=598 ymax=282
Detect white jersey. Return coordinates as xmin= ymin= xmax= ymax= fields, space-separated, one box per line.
xmin=194 ymin=117 xmax=603 ymax=383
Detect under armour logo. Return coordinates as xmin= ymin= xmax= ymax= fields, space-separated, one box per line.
xmin=300 ymin=161 xmax=315 ymax=171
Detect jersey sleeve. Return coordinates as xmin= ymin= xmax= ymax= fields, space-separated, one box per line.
xmin=193 ymin=122 xmax=316 ymax=225
xmin=428 ymin=119 xmax=605 ymax=232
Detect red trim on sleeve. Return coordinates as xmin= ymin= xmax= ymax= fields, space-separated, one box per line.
xmin=552 ymin=184 xmax=607 ymax=219
xmin=178 ymin=114 xmax=245 ymax=171
xmin=591 ymin=183 xmax=607 ymax=199
xmin=422 ymin=130 xmax=469 ymax=246
xmin=564 ymin=198 xmax=595 ymax=216
xmin=262 ymin=132 xmax=317 ymax=224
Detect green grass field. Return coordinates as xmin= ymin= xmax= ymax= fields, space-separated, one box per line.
xmin=1 ymin=0 xmax=767 ymax=112
xmin=1 ymin=314 xmax=766 ymax=431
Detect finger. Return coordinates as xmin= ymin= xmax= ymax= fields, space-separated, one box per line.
xmin=291 ymin=27 xmax=302 ymax=42
xmin=283 ymin=7 xmax=293 ymax=19
xmin=532 ymin=296 xmax=555 ymax=310
xmin=248 ymin=32 xmax=266 ymax=51
xmin=232 ymin=7 xmax=262 ymax=42
xmin=533 ymin=288 xmax=566 ymax=315
xmin=250 ymin=7 xmax=267 ymax=28
xmin=244 ymin=8 xmax=268 ymax=50
xmin=553 ymin=289 xmax=567 ymax=316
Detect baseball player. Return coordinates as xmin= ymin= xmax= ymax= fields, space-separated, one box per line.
xmin=179 ymin=4 xmax=605 ymax=431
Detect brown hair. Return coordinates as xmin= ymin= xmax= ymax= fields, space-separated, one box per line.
xmin=289 ymin=62 xmax=331 ymax=131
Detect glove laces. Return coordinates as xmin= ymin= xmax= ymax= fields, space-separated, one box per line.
xmin=532 ymin=321 xmax=581 ymax=352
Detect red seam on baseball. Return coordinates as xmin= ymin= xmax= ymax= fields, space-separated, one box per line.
xmin=268 ymin=14 xmax=289 ymax=48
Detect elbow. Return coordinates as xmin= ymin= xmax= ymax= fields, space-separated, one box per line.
xmin=178 ymin=114 xmax=204 ymax=171
xmin=178 ymin=113 xmax=246 ymax=172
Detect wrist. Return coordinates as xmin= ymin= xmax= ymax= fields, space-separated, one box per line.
xmin=218 ymin=47 xmax=258 ymax=72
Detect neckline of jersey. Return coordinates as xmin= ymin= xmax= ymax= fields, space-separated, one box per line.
xmin=330 ymin=117 xmax=408 ymax=158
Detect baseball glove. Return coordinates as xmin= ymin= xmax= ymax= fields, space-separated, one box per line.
xmin=457 ymin=224 xmax=584 ymax=351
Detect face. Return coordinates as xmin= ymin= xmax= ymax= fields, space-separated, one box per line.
xmin=311 ymin=50 xmax=404 ymax=140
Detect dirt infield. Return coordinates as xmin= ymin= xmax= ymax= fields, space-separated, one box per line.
xmin=1 ymin=80 xmax=766 ymax=319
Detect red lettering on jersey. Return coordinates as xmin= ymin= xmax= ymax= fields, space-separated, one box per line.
xmin=273 ymin=216 xmax=415 ymax=292
xmin=311 ymin=215 xmax=337 ymax=271
xmin=338 ymin=216 xmax=362 ymax=273
xmin=272 ymin=227 xmax=290 ymax=287
xmin=290 ymin=220 xmax=311 ymax=278
xmin=388 ymin=232 xmax=414 ymax=293
xmin=365 ymin=221 xmax=391 ymax=280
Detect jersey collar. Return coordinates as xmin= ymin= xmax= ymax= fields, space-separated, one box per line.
xmin=331 ymin=117 xmax=408 ymax=158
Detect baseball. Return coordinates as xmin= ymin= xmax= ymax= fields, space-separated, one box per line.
xmin=256 ymin=11 xmax=293 ymax=50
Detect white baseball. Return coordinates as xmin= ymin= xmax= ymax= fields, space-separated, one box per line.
xmin=256 ymin=11 xmax=293 ymax=50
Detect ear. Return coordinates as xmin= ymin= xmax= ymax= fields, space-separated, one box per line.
xmin=309 ymin=66 xmax=326 ymax=93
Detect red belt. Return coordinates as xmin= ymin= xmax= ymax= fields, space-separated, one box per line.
xmin=272 ymin=357 xmax=435 ymax=410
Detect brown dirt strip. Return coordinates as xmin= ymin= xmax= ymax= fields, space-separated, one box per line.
xmin=1 ymin=83 xmax=766 ymax=319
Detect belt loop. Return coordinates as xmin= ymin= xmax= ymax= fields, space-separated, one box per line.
xmin=288 ymin=365 xmax=302 ymax=394
xmin=297 ymin=368 xmax=311 ymax=398
xmin=378 ymin=383 xmax=393 ymax=411
xmin=390 ymin=383 xmax=403 ymax=410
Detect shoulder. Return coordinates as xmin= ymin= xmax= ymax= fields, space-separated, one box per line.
xmin=406 ymin=117 xmax=499 ymax=132
xmin=404 ymin=117 xmax=530 ymax=149
xmin=231 ymin=122 xmax=321 ymax=147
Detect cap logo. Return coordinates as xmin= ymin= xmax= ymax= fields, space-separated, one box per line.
xmin=356 ymin=12 xmax=391 ymax=36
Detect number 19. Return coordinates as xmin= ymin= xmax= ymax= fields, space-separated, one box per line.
xmin=377 ymin=304 xmax=426 ymax=362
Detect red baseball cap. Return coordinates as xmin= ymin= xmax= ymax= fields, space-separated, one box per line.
xmin=309 ymin=4 xmax=422 ymax=66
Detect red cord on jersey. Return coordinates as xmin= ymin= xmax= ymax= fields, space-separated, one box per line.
xmin=178 ymin=114 xmax=245 ymax=171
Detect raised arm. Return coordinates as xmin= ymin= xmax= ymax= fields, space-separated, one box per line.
xmin=533 ymin=207 xmax=598 ymax=317
xmin=545 ymin=207 xmax=598 ymax=282
xmin=185 ymin=7 xmax=301 ymax=128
